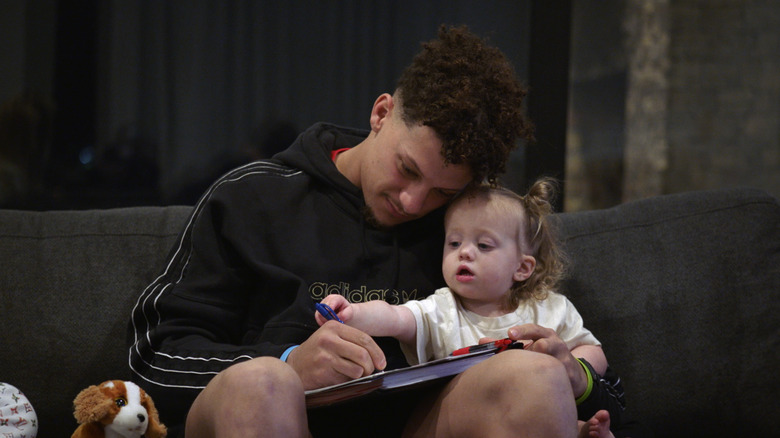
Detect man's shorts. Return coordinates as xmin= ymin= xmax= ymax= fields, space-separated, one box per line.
xmin=307 ymin=379 xmax=448 ymax=437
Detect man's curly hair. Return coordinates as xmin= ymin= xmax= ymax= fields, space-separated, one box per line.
xmin=395 ymin=25 xmax=534 ymax=184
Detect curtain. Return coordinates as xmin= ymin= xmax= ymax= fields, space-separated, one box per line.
xmin=97 ymin=1 xmax=529 ymax=200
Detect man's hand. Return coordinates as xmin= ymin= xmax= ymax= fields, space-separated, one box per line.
xmin=286 ymin=321 xmax=386 ymax=390
xmin=505 ymin=324 xmax=591 ymax=398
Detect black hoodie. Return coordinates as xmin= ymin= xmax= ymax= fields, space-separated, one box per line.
xmin=128 ymin=123 xmax=447 ymax=428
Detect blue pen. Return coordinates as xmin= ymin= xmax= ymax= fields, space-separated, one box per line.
xmin=315 ymin=302 xmax=344 ymax=323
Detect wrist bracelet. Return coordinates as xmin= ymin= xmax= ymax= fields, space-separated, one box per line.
xmin=575 ymin=357 xmax=594 ymax=405
xmin=280 ymin=345 xmax=299 ymax=362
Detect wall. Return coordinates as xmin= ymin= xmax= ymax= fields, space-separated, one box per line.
xmin=6 ymin=1 xmax=778 ymax=210
xmin=567 ymin=0 xmax=779 ymax=211
xmin=665 ymin=0 xmax=779 ymax=197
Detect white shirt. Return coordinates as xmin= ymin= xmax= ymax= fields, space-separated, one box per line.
xmin=401 ymin=287 xmax=601 ymax=365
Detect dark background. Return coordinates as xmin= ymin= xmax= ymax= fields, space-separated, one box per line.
xmin=2 ymin=1 xmax=569 ymax=210
xmin=1 ymin=0 xmax=778 ymax=211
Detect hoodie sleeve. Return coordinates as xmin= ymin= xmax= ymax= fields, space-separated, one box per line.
xmin=128 ymin=163 xmax=317 ymax=415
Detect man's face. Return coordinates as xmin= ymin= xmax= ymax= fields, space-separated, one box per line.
xmin=361 ymin=113 xmax=472 ymax=228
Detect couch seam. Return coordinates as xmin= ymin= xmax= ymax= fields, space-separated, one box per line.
xmin=0 ymin=232 xmax=182 ymax=239
xmin=561 ymin=199 xmax=778 ymax=242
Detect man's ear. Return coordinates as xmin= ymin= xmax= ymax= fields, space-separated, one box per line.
xmin=513 ymin=255 xmax=536 ymax=282
xmin=370 ymin=93 xmax=394 ymax=133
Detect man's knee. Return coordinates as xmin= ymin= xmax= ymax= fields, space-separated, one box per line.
xmin=187 ymin=357 xmax=305 ymax=436
xmin=216 ymin=356 xmax=303 ymax=400
xmin=473 ymin=350 xmax=570 ymax=399
xmin=467 ymin=351 xmax=576 ymax=429
xmin=406 ymin=352 xmax=574 ymax=437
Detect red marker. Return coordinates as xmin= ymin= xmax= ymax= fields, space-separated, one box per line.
xmin=450 ymin=338 xmax=521 ymax=356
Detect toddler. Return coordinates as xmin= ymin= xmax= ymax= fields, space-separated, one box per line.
xmin=318 ymin=179 xmax=615 ymax=438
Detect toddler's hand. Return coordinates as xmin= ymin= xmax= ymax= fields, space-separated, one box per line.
xmin=314 ymin=294 xmax=353 ymax=325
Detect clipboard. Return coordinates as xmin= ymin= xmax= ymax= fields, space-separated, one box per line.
xmin=305 ymin=339 xmax=522 ymax=408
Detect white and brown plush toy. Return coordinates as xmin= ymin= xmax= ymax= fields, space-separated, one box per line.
xmin=72 ymin=380 xmax=166 ymax=438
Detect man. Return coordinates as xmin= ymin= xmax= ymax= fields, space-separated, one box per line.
xmin=129 ymin=25 xmax=628 ymax=437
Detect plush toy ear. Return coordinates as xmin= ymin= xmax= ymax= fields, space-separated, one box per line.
xmin=73 ymin=385 xmax=115 ymax=425
xmin=140 ymin=388 xmax=167 ymax=438
xmin=71 ymin=421 xmax=106 ymax=438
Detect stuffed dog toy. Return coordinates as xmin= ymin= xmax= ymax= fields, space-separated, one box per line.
xmin=72 ymin=380 xmax=166 ymax=438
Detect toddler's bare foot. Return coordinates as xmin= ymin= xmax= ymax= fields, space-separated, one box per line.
xmin=577 ymin=410 xmax=613 ymax=438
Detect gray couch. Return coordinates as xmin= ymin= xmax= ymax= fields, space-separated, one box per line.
xmin=2 ymin=188 xmax=778 ymax=437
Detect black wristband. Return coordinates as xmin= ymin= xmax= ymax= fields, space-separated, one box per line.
xmin=575 ymin=358 xmax=626 ymax=424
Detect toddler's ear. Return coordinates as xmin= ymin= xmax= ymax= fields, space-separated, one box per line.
xmin=513 ymin=255 xmax=536 ymax=282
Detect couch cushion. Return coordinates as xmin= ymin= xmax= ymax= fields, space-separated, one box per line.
xmin=555 ymin=188 xmax=779 ymax=437
xmin=0 ymin=206 xmax=191 ymax=436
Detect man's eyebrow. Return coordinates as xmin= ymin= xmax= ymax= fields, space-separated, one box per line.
xmin=405 ymin=153 xmax=465 ymax=195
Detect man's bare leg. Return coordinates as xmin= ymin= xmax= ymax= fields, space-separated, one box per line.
xmin=403 ymin=350 xmax=579 ymax=438
xmin=185 ymin=357 xmax=311 ymax=438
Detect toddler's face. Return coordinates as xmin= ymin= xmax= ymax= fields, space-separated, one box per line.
xmin=442 ymin=197 xmax=529 ymax=315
